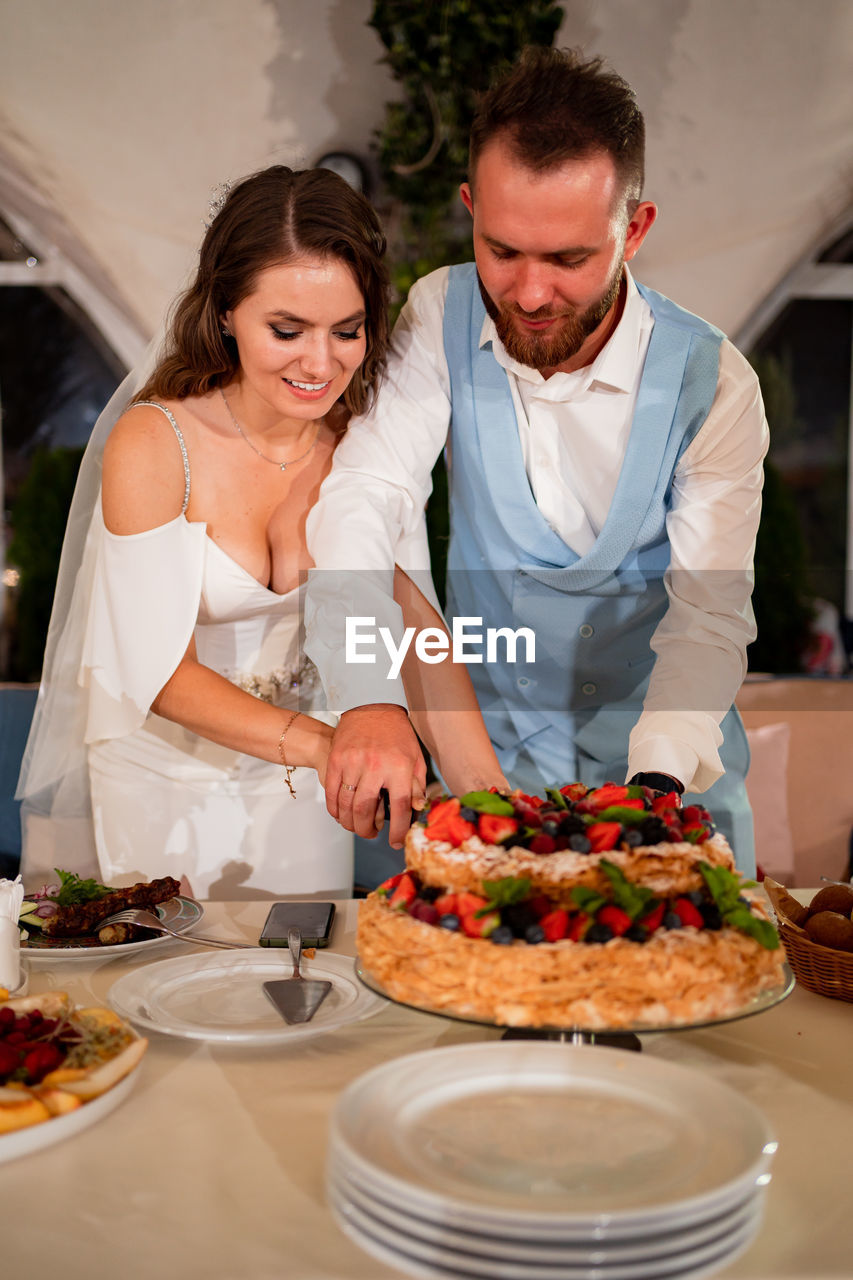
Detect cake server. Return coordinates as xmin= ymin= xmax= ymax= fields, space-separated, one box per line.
xmin=263 ymin=927 xmax=332 ymax=1024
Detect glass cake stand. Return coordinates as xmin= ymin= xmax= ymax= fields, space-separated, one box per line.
xmin=355 ymin=959 xmax=795 ymax=1052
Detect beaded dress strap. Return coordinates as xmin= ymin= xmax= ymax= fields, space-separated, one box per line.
xmin=134 ymin=400 xmax=191 ymax=514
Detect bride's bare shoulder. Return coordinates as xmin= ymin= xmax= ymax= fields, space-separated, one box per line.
xmin=102 ymin=399 xmax=190 ymax=533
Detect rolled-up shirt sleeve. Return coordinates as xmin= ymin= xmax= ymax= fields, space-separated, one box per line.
xmin=628 ymin=340 xmax=769 ymax=792
xmin=305 ymin=269 xmax=452 ymax=714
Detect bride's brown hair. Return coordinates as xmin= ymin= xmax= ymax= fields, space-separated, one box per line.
xmin=135 ymin=165 xmax=389 ymax=417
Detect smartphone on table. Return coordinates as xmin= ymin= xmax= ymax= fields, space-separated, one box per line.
xmin=259 ymin=901 xmax=336 ymax=949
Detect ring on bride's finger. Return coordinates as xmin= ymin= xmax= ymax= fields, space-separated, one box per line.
xmin=340 ymin=782 xmax=358 ymax=791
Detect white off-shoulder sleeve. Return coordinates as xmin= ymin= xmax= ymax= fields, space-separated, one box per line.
xmin=81 ymin=507 xmax=207 ymax=742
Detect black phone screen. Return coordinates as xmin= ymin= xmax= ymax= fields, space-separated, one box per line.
xmin=258 ymin=901 xmax=336 ymax=948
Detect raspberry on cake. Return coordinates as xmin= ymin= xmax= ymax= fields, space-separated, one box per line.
xmin=356 ymin=783 xmax=786 ymax=1030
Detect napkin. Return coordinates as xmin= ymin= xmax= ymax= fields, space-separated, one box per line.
xmin=0 ymin=875 xmax=24 ymax=992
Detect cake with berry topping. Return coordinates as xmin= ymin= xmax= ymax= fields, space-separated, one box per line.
xmin=356 ymin=783 xmax=785 ymax=1030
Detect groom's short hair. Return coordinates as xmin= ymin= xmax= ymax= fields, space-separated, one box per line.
xmin=469 ymin=46 xmax=645 ymax=210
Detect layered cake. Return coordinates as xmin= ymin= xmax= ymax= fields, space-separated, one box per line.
xmin=357 ymin=783 xmax=785 ymax=1030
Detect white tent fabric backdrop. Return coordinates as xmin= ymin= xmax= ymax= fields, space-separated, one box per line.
xmin=1 ymin=0 xmax=852 ymax=365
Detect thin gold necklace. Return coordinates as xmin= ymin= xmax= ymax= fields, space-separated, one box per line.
xmin=220 ymin=388 xmax=320 ymax=472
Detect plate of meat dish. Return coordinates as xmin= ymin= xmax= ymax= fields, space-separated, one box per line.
xmin=19 ymin=872 xmax=203 ymax=962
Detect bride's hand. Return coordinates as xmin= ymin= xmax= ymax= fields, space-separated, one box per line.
xmin=311 ymin=723 xmax=335 ymax=787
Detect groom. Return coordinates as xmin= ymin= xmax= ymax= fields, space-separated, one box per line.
xmin=306 ymin=46 xmax=767 ymax=872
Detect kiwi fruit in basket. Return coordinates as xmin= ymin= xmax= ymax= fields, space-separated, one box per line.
xmin=804 ymin=911 xmax=853 ymax=953
xmin=806 ymin=883 xmax=853 ymax=919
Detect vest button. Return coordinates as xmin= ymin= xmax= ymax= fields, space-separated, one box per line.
xmin=578 ymin=624 xmax=594 ymax=638
xmin=581 ymin=681 xmax=597 ymax=696
xmin=517 ymin=676 xmax=529 ymax=688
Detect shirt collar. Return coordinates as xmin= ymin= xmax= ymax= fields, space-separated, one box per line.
xmin=478 ymin=266 xmax=650 ymax=394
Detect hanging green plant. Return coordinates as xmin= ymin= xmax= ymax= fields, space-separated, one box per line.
xmin=369 ymin=2 xmax=564 ymax=601
xmin=369 ymin=1 xmax=564 ymax=306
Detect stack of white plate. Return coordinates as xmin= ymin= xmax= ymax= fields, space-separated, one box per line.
xmin=327 ymin=1042 xmax=776 ymax=1280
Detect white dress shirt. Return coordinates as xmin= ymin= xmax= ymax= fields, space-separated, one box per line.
xmin=306 ymin=266 xmax=768 ymax=794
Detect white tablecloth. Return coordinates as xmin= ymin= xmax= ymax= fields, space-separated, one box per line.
xmin=3 ymin=897 xmax=851 ymax=1280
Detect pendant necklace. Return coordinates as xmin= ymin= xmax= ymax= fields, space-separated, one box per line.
xmin=220 ymin=387 xmax=320 ymax=472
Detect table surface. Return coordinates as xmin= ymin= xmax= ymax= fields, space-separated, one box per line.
xmin=4 ymin=896 xmax=851 ymax=1280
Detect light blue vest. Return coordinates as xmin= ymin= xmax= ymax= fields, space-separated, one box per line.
xmin=442 ymin=263 xmax=754 ymax=872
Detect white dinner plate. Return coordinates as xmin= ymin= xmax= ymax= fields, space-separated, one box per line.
xmin=329 ymin=1181 xmax=760 ymax=1280
xmin=108 ymin=949 xmax=385 ymax=1043
xmin=327 ymin=1163 xmax=761 ymax=1263
xmin=328 ymin=1142 xmax=764 ymax=1243
xmin=0 ymin=1061 xmax=141 ymax=1165
xmin=330 ymin=1042 xmax=776 ymax=1233
xmin=22 ymin=896 xmax=205 ymax=962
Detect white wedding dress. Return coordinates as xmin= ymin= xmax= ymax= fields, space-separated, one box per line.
xmin=19 ymin=401 xmax=352 ymax=898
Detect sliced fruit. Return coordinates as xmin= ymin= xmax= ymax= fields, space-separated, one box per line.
xmin=586 ymin=784 xmax=629 ymax=812
xmin=33 ymin=1087 xmax=83 ymax=1117
xmin=0 ymin=992 xmax=73 ymax=1019
xmin=48 ymin=1037 xmax=148 ymax=1101
xmin=0 ymin=1085 xmax=51 ymax=1133
xmin=425 ymin=797 xmax=460 ymax=826
xmin=455 ymin=892 xmax=489 ymax=917
xmin=376 ymin=872 xmax=405 ymax=897
xmin=461 ymin=911 xmax=500 ymax=939
xmin=477 ymin=814 xmax=519 ymax=844
xmin=640 ymin=901 xmax=666 ymax=933
xmin=74 ymin=1006 xmax=128 ymax=1032
xmin=568 ymin=912 xmax=590 ymax=941
xmin=673 ymin=898 xmax=704 ymax=929
xmin=445 ymin=813 xmax=477 ymax=845
xmin=586 ymin=822 xmax=622 ymax=852
xmin=424 ymin=798 xmax=463 ymax=842
xmin=388 ymin=873 xmax=417 ymax=909
xmin=597 ymin=905 xmax=632 ymax=937
xmin=514 ymin=792 xmax=545 ymax=809
xmin=539 ymin=909 xmax=569 ymax=941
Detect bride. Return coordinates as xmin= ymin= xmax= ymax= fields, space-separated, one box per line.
xmin=17 ymin=166 xmax=504 ymax=898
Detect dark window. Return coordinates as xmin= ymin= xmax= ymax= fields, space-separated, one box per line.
xmin=0 ymin=215 xmax=121 ymax=678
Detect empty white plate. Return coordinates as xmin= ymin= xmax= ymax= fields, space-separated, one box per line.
xmin=327 ymin=1162 xmax=761 ymax=1264
xmin=329 ymin=1042 xmax=775 ymax=1234
xmin=109 ymin=949 xmax=384 ymax=1043
xmin=329 ymin=1179 xmax=760 ymax=1280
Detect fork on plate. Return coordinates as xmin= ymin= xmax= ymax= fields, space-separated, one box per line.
xmin=96 ymin=907 xmax=254 ymax=949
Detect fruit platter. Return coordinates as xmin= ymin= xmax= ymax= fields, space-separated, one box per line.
xmin=0 ymin=989 xmax=147 ymax=1160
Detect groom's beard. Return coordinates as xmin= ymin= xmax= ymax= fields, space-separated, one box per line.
xmin=478 ymin=266 xmax=623 ymax=371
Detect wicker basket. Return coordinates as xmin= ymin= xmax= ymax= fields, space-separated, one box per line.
xmin=764 ymin=878 xmax=853 ymax=1003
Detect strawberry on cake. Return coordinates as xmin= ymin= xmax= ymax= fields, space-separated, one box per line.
xmin=356 ymin=783 xmax=785 ymax=1030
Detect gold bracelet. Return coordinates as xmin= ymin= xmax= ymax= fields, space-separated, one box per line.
xmin=277 ymin=710 xmax=301 ymax=798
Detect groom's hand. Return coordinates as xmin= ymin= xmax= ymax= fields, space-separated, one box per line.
xmin=326 ymin=704 xmax=426 ymax=848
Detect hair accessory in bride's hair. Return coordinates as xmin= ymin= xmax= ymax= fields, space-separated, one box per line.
xmin=203 ymin=181 xmax=233 ymax=230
